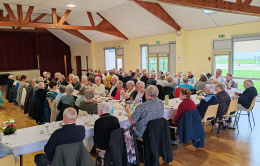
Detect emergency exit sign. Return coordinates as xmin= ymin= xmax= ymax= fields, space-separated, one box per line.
xmin=219 ymin=34 xmax=225 ymax=38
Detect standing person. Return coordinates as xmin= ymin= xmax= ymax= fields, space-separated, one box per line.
xmin=209 ymin=69 xmax=225 ymax=84
xmin=188 ymin=70 xmax=196 ymax=84
xmin=130 ymin=72 xmax=138 ymax=84
xmin=147 ymin=72 xmax=157 ymax=85
xmin=140 ymin=72 xmax=149 ymax=85
xmin=5 ymin=74 xmax=14 ymax=102
xmin=106 ymin=70 xmax=113 ymax=89
xmin=46 ymin=81 xmax=58 ymax=101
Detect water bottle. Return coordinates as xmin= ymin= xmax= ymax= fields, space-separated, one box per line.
xmin=165 ymin=95 xmax=169 ymax=105
xmin=130 ymin=103 xmax=134 ymax=112
xmin=110 ymin=101 xmax=114 ymax=115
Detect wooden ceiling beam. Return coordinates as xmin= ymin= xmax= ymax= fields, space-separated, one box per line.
xmin=158 ymin=0 xmax=260 ymax=16
xmin=24 ymin=6 xmax=34 ymax=24
xmin=0 ymin=10 xmax=3 ymax=17
xmin=96 ymin=13 xmax=128 ymax=39
xmin=58 ymin=10 xmax=71 ymax=25
xmin=17 ymin=5 xmax=23 ymax=23
xmin=32 ymin=13 xmax=47 ymax=22
xmin=87 ymin=12 xmax=95 ymax=27
xmin=134 ymin=0 xmax=181 ymax=31
xmin=52 ymin=8 xmax=57 ymax=24
xmin=3 ymin=4 xmax=17 ymax=22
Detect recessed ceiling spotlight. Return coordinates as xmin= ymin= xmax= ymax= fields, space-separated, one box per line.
xmin=67 ymin=4 xmax=76 ymax=8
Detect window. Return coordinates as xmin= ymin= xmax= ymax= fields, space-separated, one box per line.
xmin=141 ymin=46 xmax=148 ymax=71
xmin=214 ymin=55 xmax=229 ymax=74
xmin=105 ymin=48 xmax=116 ymax=71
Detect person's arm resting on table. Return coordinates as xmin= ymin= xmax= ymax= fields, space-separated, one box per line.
xmin=125 ymin=104 xmax=136 ymax=124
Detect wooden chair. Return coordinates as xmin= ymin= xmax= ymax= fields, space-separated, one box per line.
xmin=223 ymin=99 xmax=238 ymax=136
xmin=0 ymin=155 xmax=16 ymax=166
xmin=78 ymin=109 xmax=88 ymax=117
xmin=96 ymin=148 xmax=106 ymax=166
xmin=236 ymin=96 xmax=257 ymax=132
xmin=46 ymin=98 xmax=52 ymax=109
xmin=201 ymin=104 xmax=219 ymax=138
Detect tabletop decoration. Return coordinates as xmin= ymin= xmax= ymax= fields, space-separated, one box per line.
xmin=1 ymin=118 xmax=17 ymax=135
xmin=196 ymin=90 xmax=204 ymax=96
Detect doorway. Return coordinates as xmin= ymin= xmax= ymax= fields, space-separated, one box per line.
xmin=76 ymin=56 xmax=82 ymax=78
xmin=148 ymin=54 xmax=169 ymax=73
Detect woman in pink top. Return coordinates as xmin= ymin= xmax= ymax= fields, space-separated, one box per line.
xmin=113 ymin=81 xmax=126 ymax=100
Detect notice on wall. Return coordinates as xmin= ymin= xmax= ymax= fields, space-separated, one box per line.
xmin=177 ymin=56 xmax=181 ymax=63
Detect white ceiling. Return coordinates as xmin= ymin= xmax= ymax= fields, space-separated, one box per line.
xmin=0 ymin=0 xmax=260 ymax=45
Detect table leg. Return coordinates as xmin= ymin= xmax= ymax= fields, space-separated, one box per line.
xmin=20 ymin=155 xmax=23 ymax=166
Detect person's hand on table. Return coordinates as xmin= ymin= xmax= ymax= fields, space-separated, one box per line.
xmin=125 ymin=104 xmax=131 ymax=115
xmin=234 ymin=92 xmax=241 ymax=96
xmin=199 ymin=97 xmax=202 ymax=100
xmin=93 ymin=100 xmax=98 ymax=104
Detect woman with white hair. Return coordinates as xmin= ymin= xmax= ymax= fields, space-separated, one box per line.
xmin=113 ymin=81 xmax=126 ymax=100
xmin=59 ymin=75 xmax=68 ymax=86
xmin=75 ymin=87 xmax=87 ymax=107
xmin=92 ymin=77 xmax=105 ymax=97
xmin=188 ymin=70 xmax=195 ymax=84
xmin=124 ymin=80 xmax=135 ymax=100
xmin=81 ymin=76 xmax=89 ymax=87
xmin=196 ymin=84 xmax=219 ymax=119
xmin=165 ymin=75 xmax=176 ymax=90
xmin=72 ymin=76 xmax=82 ymax=91
xmin=79 ymin=89 xmax=98 ymax=115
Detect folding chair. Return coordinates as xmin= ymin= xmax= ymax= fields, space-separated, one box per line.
xmin=0 ymin=155 xmax=15 ymax=166
xmin=223 ymin=99 xmax=238 ymax=137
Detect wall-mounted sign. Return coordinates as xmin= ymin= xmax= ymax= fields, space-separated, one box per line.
xmin=177 ymin=56 xmax=181 ymax=63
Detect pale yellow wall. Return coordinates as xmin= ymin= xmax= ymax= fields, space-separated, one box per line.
xmin=70 ymin=44 xmax=92 ymax=76
xmin=0 ymin=69 xmax=41 ymax=79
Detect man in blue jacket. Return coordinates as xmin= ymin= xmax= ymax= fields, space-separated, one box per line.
xmin=234 ymin=79 xmax=257 ymax=109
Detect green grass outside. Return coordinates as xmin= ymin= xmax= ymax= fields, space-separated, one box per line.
xmin=216 ymin=59 xmax=260 ymax=64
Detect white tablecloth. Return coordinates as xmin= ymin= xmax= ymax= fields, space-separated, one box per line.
xmin=2 ymin=89 xmax=243 ymax=156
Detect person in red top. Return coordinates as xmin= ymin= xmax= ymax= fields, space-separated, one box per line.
xmin=113 ymin=80 xmax=126 ymax=100
xmin=169 ymin=88 xmax=196 ymax=143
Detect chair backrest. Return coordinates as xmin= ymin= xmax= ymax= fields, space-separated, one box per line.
xmin=174 ymin=88 xmax=181 ymax=98
xmin=201 ymin=104 xmax=219 ymax=123
xmin=235 ymin=83 xmax=238 ymax=88
xmin=46 ymin=98 xmax=52 ymax=109
xmin=247 ymin=96 xmax=257 ymax=111
xmin=78 ymin=109 xmax=88 ymax=117
xmin=0 ymin=155 xmax=15 ymax=166
xmin=223 ymin=99 xmax=238 ymax=117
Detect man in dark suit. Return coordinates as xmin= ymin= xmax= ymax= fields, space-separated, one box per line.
xmin=94 ymin=102 xmax=120 ymax=150
xmin=34 ymin=108 xmax=85 ymax=166
xmin=115 ymin=70 xmax=123 ymax=81
xmin=147 ymin=72 xmax=157 ymax=85
xmin=122 ymin=71 xmax=132 ymax=83
xmin=107 ymin=75 xmax=118 ymax=97
xmin=234 ymin=79 xmax=257 ymax=109
xmin=140 ymin=72 xmax=149 ymax=85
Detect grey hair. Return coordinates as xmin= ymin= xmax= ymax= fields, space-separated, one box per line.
xmin=73 ymin=76 xmax=79 ymax=82
xmin=205 ymin=84 xmax=215 ymax=93
xmin=216 ymin=69 xmax=222 ymax=73
xmin=160 ymin=74 xmax=165 ymax=80
xmin=244 ymin=79 xmax=253 ymax=86
xmin=60 ymin=75 xmax=65 ymax=81
xmin=136 ymin=81 xmax=145 ymax=88
xmin=112 ymin=75 xmax=119 ymax=81
xmin=127 ymin=80 xmax=135 ymax=87
xmin=63 ymin=107 xmax=77 ymax=120
xmin=8 ymin=75 xmax=14 ymax=79
xmin=125 ymin=71 xmax=130 ymax=76
xmin=95 ymin=76 xmax=101 ymax=81
xmin=98 ymin=102 xmax=111 ymax=114
xmin=146 ymin=85 xmax=159 ymax=98
xmin=38 ymin=82 xmax=45 ymax=89
xmin=86 ymin=89 xmax=94 ymax=99
xmin=81 ymin=76 xmax=88 ymax=82
xmin=66 ymin=85 xmax=74 ymax=93
xmin=28 ymin=79 xmax=35 ymax=84
xmin=38 ymin=77 xmax=44 ymax=82
xmin=200 ymin=72 xmax=206 ymax=76
xmin=189 ymin=70 xmax=194 ymax=75
xmin=151 ymin=72 xmax=156 ymax=77
xmin=143 ymin=72 xmax=147 ymax=76
xmin=59 ymin=85 xmax=66 ymax=93
xmin=116 ymin=80 xmax=123 ymax=86
xmin=56 ymin=72 xmax=61 ymax=77
xmin=43 ymin=71 xmax=47 ymax=75
xmin=79 ymin=87 xmax=87 ymax=95
xmin=183 ymin=77 xmax=188 ymax=83
xmin=227 ymin=73 xmax=233 ymax=77
xmin=167 ymin=75 xmax=173 ymax=82
xmin=216 ymin=83 xmax=225 ymax=90
xmin=165 ymin=72 xmax=170 ymax=75
xmin=69 ymin=73 xmax=74 ymax=77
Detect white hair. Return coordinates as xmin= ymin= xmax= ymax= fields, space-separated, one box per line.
xmin=127 ymin=80 xmax=135 ymax=87
xmin=81 ymin=76 xmax=88 ymax=82
xmin=200 ymin=72 xmax=206 ymax=76
xmin=151 ymin=72 xmax=156 ymax=77
xmin=125 ymin=71 xmax=130 ymax=76
xmin=69 ymin=74 xmax=74 ymax=77
xmin=165 ymin=72 xmax=170 ymax=75
xmin=116 ymin=80 xmax=123 ymax=86
xmin=43 ymin=71 xmax=47 ymax=75
xmin=66 ymin=85 xmax=74 ymax=93
xmin=205 ymin=84 xmax=215 ymax=93
xmin=167 ymin=75 xmax=173 ymax=82
xmin=38 ymin=77 xmax=44 ymax=82
xmin=8 ymin=75 xmax=14 ymax=79
xmin=95 ymin=76 xmax=101 ymax=81
xmin=216 ymin=83 xmax=225 ymax=90
xmin=147 ymin=85 xmax=159 ymax=98
xmin=189 ymin=70 xmax=194 ymax=75
xmin=63 ymin=107 xmax=77 ymax=120
xmin=112 ymin=75 xmax=119 ymax=81
xmin=98 ymin=102 xmax=111 ymax=114
xmin=244 ymin=79 xmax=253 ymax=86
xmin=73 ymin=76 xmax=79 ymax=82
xmin=38 ymin=82 xmax=45 ymax=89
xmin=136 ymin=81 xmax=145 ymax=88
xmin=56 ymin=72 xmax=61 ymax=77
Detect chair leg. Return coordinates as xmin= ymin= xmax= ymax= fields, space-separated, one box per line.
xmin=226 ymin=121 xmax=229 ymax=137
xmin=176 ymin=131 xmax=181 ymax=154
xmin=248 ymin=112 xmax=253 ymax=132
xmin=251 ymin=110 xmax=255 ymax=127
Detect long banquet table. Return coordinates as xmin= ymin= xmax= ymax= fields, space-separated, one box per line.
xmin=1 ymin=88 xmax=243 ymax=165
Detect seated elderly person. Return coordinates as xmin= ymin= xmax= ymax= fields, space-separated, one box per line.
xmin=226 ymin=73 xmax=236 ymax=89
xmin=94 ymin=102 xmax=120 ymax=150
xmin=215 ymin=83 xmax=231 ymax=131
xmin=131 ymin=81 xmax=146 ymax=106
xmin=87 ymin=76 xmax=95 ymax=88
xmin=174 ymin=71 xmax=184 ymax=85
xmin=46 ymin=81 xmax=58 ymax=101
xmin=71 ymin=76 xmax=81 ymax=91
xmin=188 ymin=70 xmax=196 ymax=84
xmin=33 ymin=82 xmax=47 ymax=123
xmin=197 ymin=84 xmax=219 ymax=119
xmin=68 ymin=73 xmax=74 ymax=84
xmin=122 ymin=71 xmax=132 ymax=83
xmin=130 ymin=72 xmax=138 ymax=84
xmin=113 ymin=81 xmax=126 ymax=100
xmin=140 ymin=72 xmax=149 ymax=85
xmin=165 ymin=72 xmax=170 ymax=80
xmin=234 ymin=79 xmax=257 ymax=110
xmin=81 ymin=76 xmax=89 ymax=87
xmin=178 ymin=77 xmax=194 ymax=90
xmin=194 ymin=75 xmax=209 ymax=91
xmin=164 ymin=75 xmax=176 ymax=89
xmin=92 ymin=77 xmax=105 ymax=97
xmin=59 ymin=75 xmax=68 ymax=86
xmin=35 ymin=108 xmax=85 ymax=166
xmin=0 ymin=133 xmax=17 ymax=163
xmin=79 ymin=89 xmax=98 ymax=115
xmin=124 ymin=80 xmax=135 ymax=100
xmin=56 ymin=85 xmax=78 ymax=121
xmin=75 ymin=87 xmax=87 ymax=107
xmin=125 ymin=85 xmax=164 ymax=138
xmin=107 ymin=75 xmax=118 ymax=97
xmin=147 ymin=72 xmax=157 ymax=85
xmin=209 ymin=69 xmax=225 ymax=84
xmin=156 ymin=74 xmax=168 ymax=87
xmin=55 ymin=85 xmax=66 ymax=101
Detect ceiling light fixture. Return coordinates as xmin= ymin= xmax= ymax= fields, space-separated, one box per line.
xmin=67 ymin=4 xmax=76 ymax=8
xmin=203 ymin=9 xmax=215 ymax=14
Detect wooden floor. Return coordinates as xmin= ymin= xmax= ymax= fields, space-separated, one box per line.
xmin=1 ymin=85 xmax=260 ymax=166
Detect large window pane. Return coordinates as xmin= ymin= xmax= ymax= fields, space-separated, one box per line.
xmin=148 ymin=57 xmax=157 ymax=73
xmin=159 ymin=57 xmax=168 ymax=73
xmin=116 ymin=57 xmax=122 ymax=70
xmin=215 ymin=55 xmax=229 ymax=75
xmin=141 ymin=46 xmax=148 ymax=71
xmin=105 ymin=49 xmax=115 ymax=70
